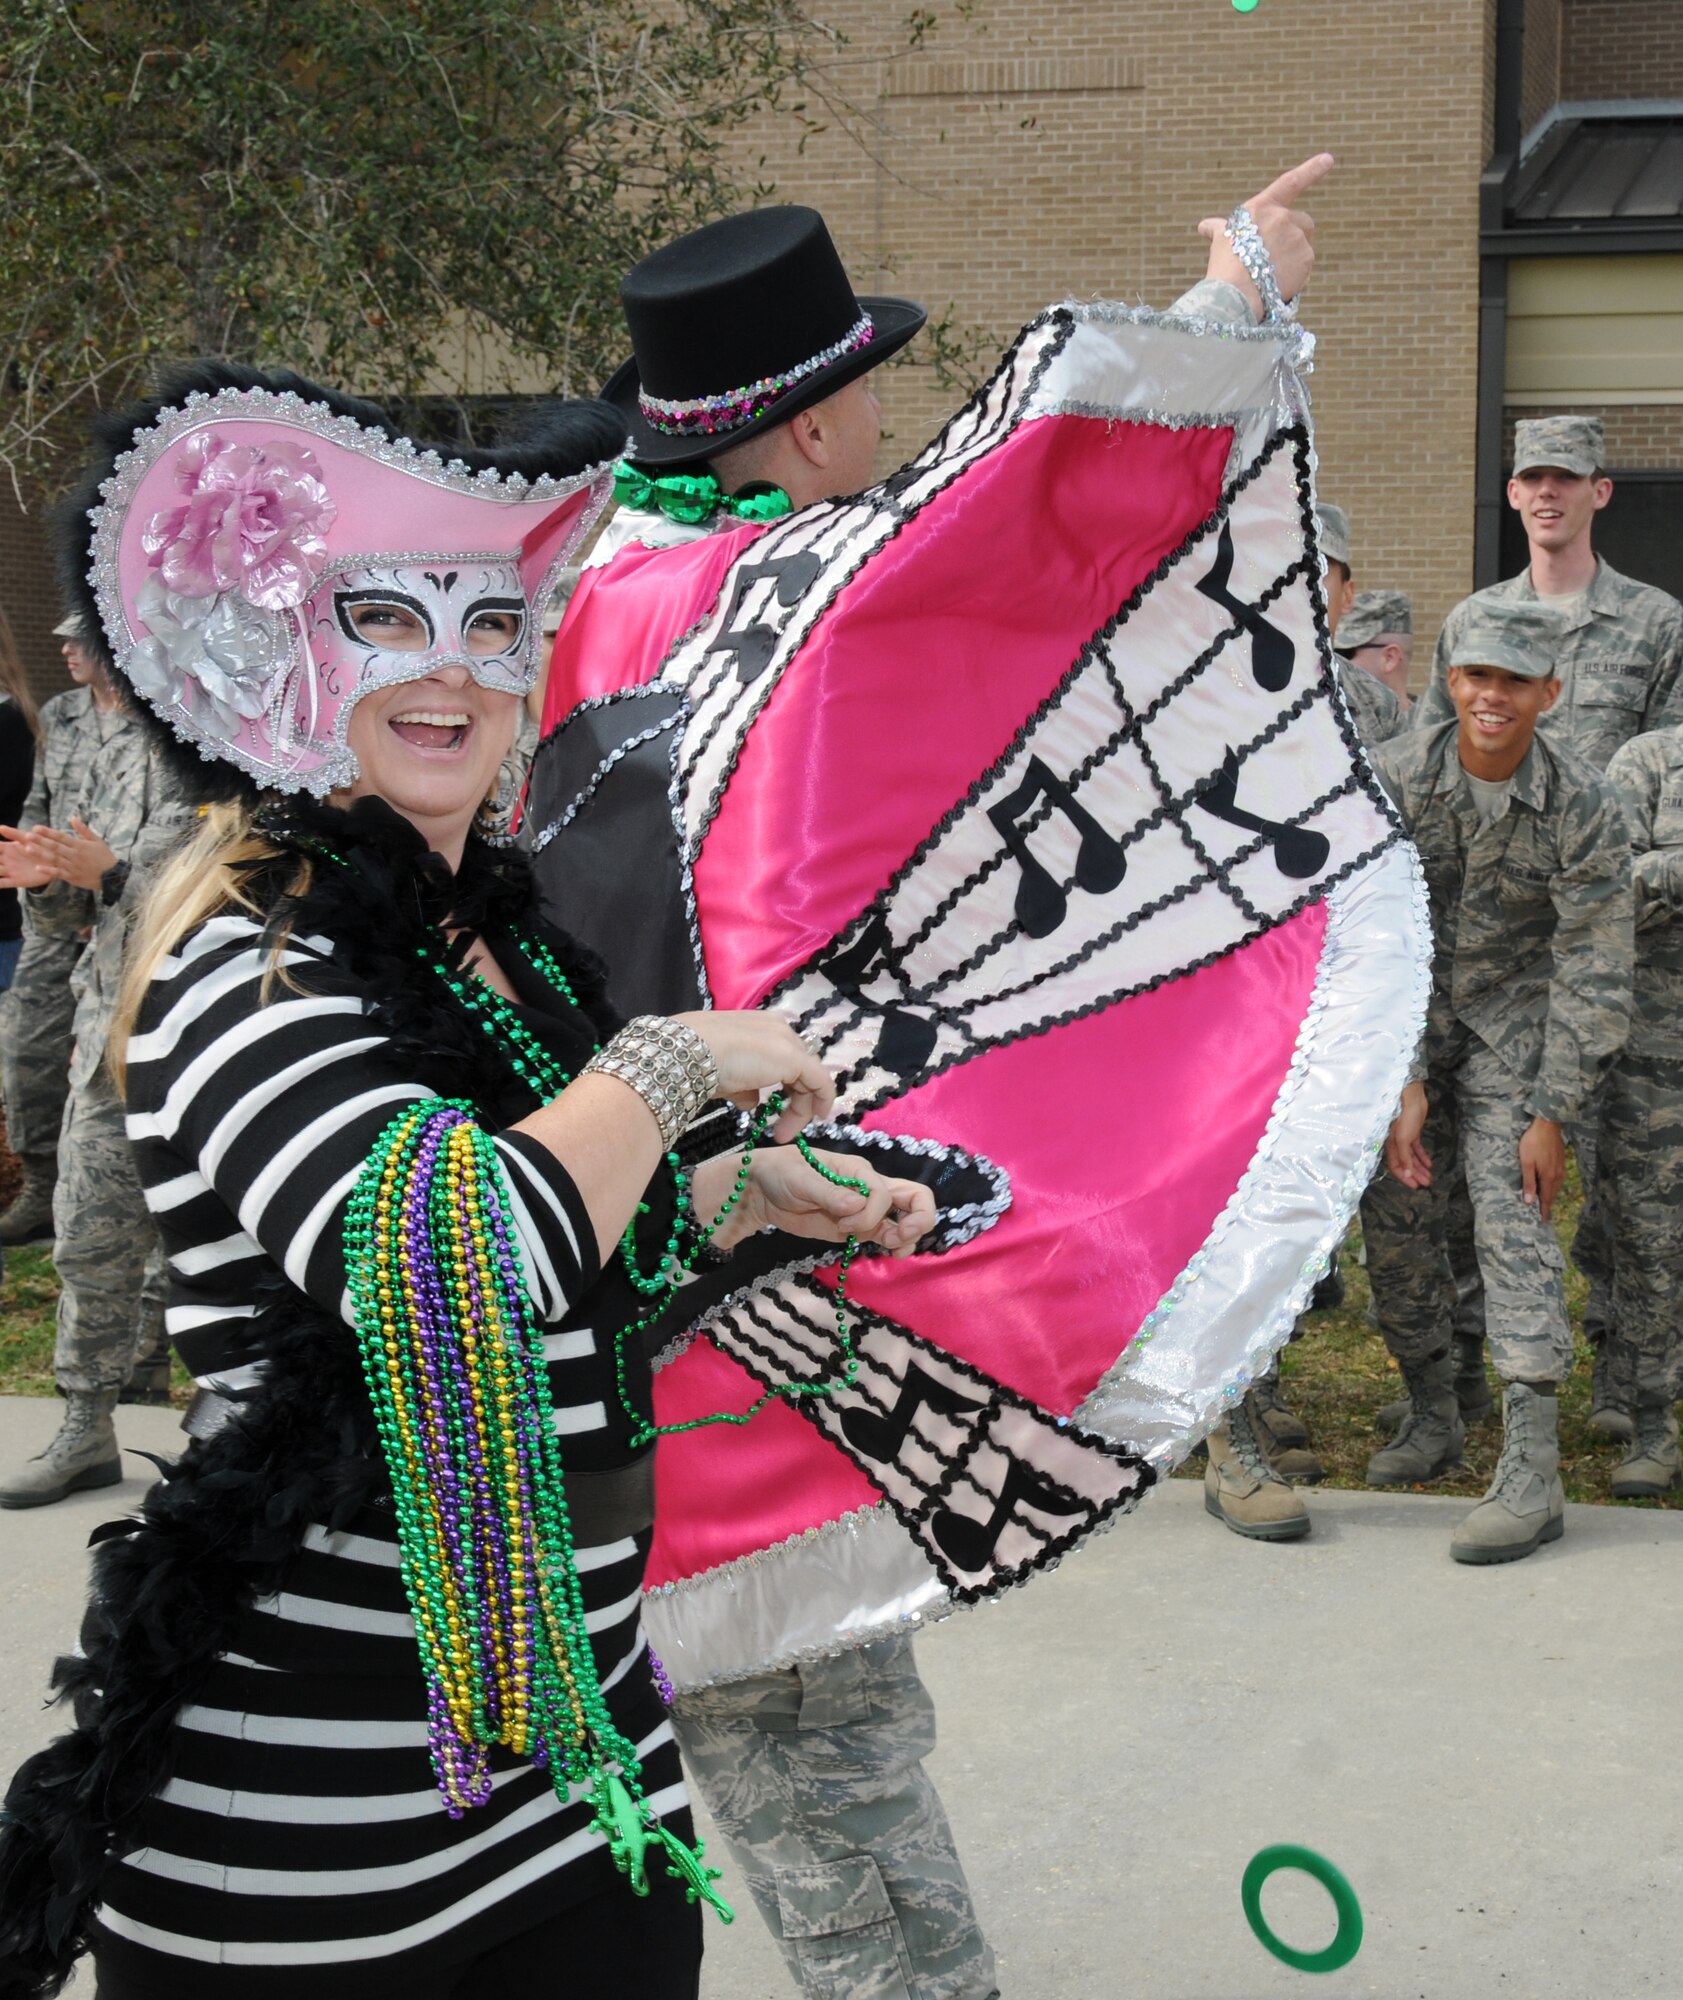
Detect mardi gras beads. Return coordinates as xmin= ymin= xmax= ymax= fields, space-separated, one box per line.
xmin=345 ymin=1102 xmax=732 ymax=1918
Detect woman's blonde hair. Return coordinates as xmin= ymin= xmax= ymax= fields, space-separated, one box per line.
xmin=108 ymin=800 xmax=312 ymax=1090
xmin=0 ymin=604 xmax=42 ymax=745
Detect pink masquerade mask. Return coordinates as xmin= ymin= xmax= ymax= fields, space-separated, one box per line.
xmin=87 ymin=387 xmax=616 ymax=793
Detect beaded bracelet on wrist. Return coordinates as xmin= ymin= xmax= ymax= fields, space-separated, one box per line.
xmin=582 ymin=1016 xmax=719 ymax=1150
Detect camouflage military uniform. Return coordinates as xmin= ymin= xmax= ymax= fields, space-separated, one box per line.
xmin=0 ymin=688 xmax=101 ymax=1169
xmin=1362 ymin=716 xmax=1633 ymax=1385
xmin=673 ymin=1640 xmax=999 ymax=1999
xmin=1411 ymin=450 xmax=1683 ymax=1365
xmin=26 ymin=713 xmax=195 ymax=1397
xmin=1600 ymin=727 xmax=1683 ymax=1410
xmin=1412 ymin=560 xmax=1683 ymax=769
xmin=1333 ymin=655 xmax=1404 ymax=752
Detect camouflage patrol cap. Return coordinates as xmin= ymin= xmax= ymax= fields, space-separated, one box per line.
xmin=1315 ymin=502 xmax=1351 ymax=571
xmin=1444 ymin=598 xmax=1566 ymax=680
xmin=1512 ymin=415 xmax=1604 ymax=478
xmin=1338 ymin=589 xmax=1412 ymax=651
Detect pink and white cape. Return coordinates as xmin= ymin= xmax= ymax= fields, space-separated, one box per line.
xmin=530 ymin=300 xmax=1429 ymax=1691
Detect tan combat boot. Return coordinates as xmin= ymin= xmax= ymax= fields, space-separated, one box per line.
xmin=1587 ymin=1342 xmax=1633 ymax=1446
xmin=1248 ymin=1359 xmax=1325 ymax=1481
xmin=1377 ymin=1334 xmax=1491 ymax=1431
xmin=1610 ymin=1404 xmax=1682 ymax=1500
xmin=1366 ymin=1353 xmax=1465 ymax=1486
xmin=1450 ymin=1382 xmax=1564 ymax=1565
xmin=0 ymin=1391 xmax=123 ymax=1510
xmin=0 ymin=1154 xmax=58 ymax=1247
xmin=1204 ymin=1395 xmax=1311 ymax=1541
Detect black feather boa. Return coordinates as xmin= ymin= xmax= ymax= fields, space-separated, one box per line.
xmin=0 ymin=797 xmax=617 ymax=1999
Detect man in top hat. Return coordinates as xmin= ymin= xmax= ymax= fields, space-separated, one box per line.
xmin=1411 ymin=414 xmax=1683 ymax=1443
xmin=1363 ymin=598 xmax=1632 ymax=1563
xmin=1338 ymin=589 xmax=1412 ymax=711
xmin=0 ymin=615 xmax=107 ymax=1249
xmin=538 ymin=168 xmax=1329 ymax=1995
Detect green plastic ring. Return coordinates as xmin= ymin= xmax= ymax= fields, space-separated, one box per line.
xmin=1241 ymin=1845 xmax=1363 ymax=1973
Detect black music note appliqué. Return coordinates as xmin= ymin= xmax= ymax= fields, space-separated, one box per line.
xmin=707 ymin=550 xmax=825 ymax=684
xmin=1195 ymin=748 xmax=1330 ymax=878
xmin=1195 ymin=519 xmax=1295 ymax=693
xmin=840 ymin=1360 xmax=986 ymax=1462
xmin=930 ymin=1458 xmax=1088 ymax=1574
xmin=987 ymin=756 xmax=1126 ymax=939
xmin=822 ymin=914 xmax=939 ymax=1077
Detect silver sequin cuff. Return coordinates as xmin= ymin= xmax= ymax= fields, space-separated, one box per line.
xmin=583 ymin=1016 xmax=720 ymax=1151
xmin=1223 ymin=204 xmax=1298 ymax=326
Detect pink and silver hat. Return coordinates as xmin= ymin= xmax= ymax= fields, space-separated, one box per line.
xmin=78 ymin=365 xmax=623 ymax=794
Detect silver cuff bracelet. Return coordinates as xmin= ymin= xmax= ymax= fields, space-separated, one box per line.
xmin=582 ymin=1016 xmax=720 ymax=1151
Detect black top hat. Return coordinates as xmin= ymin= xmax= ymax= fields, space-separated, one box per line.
xmin=603 ymin=206 xmax=926 ymax=469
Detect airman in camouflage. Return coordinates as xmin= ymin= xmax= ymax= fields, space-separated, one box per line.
xmin=674 ymin=1639 xmax=998 ymax=1999
xmin=0 ymin=622 xmax=109 ymax=1244
xmin=1411 ymin=416 xmax=1682 ymax=1431
xmin=1411 ymin=420 xmax=1683 ymax=768
xmin=1338 ymin=588 xmax=1413 ymax=711
xmin=1599 ymin=726 xmax=1683 ymax=1497
xmin=0 ymin=707 xmax=197 ymax=1509
xmin=1320 ymin=515 xmax=1403 ymax=804
xmin=1364 ymin=598 xmax=1633 ymax=1563
xmin=1334 ymin=649 xmax=1405 ymax=752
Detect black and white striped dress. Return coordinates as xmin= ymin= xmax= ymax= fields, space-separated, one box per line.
xmin=91 ymin=884 xmax=692 ymax=1995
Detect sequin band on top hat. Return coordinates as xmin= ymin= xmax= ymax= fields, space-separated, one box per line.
xmin=639 ymin=313 xmax=877 ymax=439
xmin=605 ymin=206 xmax=926 ymax=469
xmin=79 ymin=372 xmax=619 ymax=795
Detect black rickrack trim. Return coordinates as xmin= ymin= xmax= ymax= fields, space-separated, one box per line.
xmin=805 ymin=635 xmax=1352 ymax=1068
xmin=1123 ymin=696 xmax=1270 ymax=933
xmin=764 ymin=425 xmax=1405 ymax=1110
xmin=859 ymin=724 xmax=1353 ymax=1033
xmin=827 ymin=824 xmax=1398 ymax=1118
xmin=677 ymin=311 xmax=1077 ymax=867
xmin=711 ymin=1276 xmax=1155 ymax=1603
xmin=765 ymin=422 xmax=1302 ymax=1023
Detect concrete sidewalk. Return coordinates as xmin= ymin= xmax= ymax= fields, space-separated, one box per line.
xmin=2 ymin=1393 xmax=1678 ymax=1998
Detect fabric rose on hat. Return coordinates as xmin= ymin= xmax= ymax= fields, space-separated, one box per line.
xmin=130 ymin=576 xmax=292 ymax=737
xmin=140 ymin=431 xmax=336 ymax=612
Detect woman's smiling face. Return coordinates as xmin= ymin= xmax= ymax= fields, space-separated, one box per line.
xmin=339 ymin=586 xmax=526 ymax=858
xmin=323 ymin=562 xmax=534 ymax=860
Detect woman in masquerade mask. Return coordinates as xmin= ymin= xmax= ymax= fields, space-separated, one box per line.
xmin=0 ymin=364 xmax=935 ymax=2000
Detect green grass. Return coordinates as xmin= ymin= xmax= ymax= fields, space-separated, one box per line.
xmin=1 ymin=1176 xmax=1667 ymax=1504
xmin=1171 ymin=1163 xmax=1681 ymax=1509
xmin=0 ymin=1247 xmax=64 ymax=1398
xmin=0 ymin=1244 xmax=191 ymax=1404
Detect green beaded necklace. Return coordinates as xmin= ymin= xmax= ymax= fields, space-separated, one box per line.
xmin=304 ymin=832 xmax=868 ymax=1438
xmin=411 ymin=915 xmax=867 ymax=1443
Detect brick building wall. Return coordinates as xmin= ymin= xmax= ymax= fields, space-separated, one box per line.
xmin=0 ymin=493 xmax=71 ymax=710
xmin=727 ymin=0 xmax=1492 ymax=656
xmin=1561 ymin=0 xmax=1683 ymax=99
xmin=1506 ymin=404 xmax=1683 ymax=469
